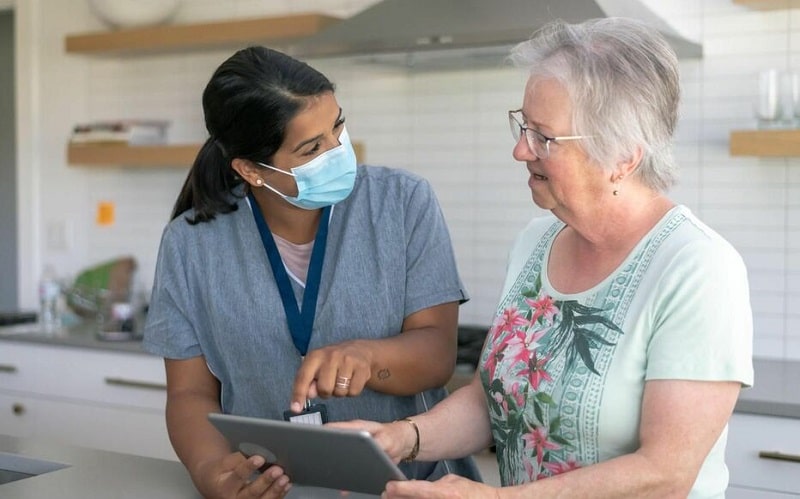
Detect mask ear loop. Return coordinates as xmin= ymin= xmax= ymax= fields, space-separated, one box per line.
xmin=257 ymin=178 xmax=295 ymax=202
xmin=254 ymin=163 xmax=298 ymax=202
xmin=256 ymin=162 xmax=296 ymax=177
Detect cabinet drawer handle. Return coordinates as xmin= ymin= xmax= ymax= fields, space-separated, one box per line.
xmin=759 ymin=450 xmax=800 ymax=463
xmin=0 ymin=364 xmax=18 ymax=373
xmin=104 ymin=377 xmax=167 ymax=391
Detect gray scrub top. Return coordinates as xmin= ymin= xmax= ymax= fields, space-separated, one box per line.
xmin=144 ymin=165 xmax=468 ymax=425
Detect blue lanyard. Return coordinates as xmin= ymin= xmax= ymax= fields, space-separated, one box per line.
xmin=248 ymin=192 xmax=330 ymax=355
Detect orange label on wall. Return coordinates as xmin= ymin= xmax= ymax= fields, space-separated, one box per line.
xmin=96 ymin=201 xmax=115 ymax=226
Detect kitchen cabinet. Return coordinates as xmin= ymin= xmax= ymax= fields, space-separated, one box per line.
xmin=64 ymin=13 xmax=340 ymax=55
xmin=0 ymin=341 xmax=176 ymax=461
xmin=727 ymin=413 xmax=800 ymax=495
xmin=729 ymin=129 xmax=800 ymax=157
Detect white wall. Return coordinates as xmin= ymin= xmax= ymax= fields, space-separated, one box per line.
xmin=14 ymin=0 xmax=800 ymax=359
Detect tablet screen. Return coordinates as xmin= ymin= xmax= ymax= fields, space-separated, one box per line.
xmin=208 ymin=413 xmax=407 ymax=495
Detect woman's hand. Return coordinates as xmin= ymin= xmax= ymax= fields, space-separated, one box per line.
xmin=194 ymin=451 xmax=292 ymax=499
xmin=383 ymin=475 xmax=499 ymax=499
xmin=290 ymin=340 xmax=373 ymax=412
xmin=328 ymin=419 xmax=417 ymax=464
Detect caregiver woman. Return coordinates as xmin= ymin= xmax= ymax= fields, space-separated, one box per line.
xmin=143 ymin=46 xmax=480 ymax=499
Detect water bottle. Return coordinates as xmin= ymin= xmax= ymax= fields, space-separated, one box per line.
xmin=38 ymin=266 xmax=61 ymax=332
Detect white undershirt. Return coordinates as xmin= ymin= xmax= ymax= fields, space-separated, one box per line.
xmin=245 ymin=196 xmax=336 ymax=288
xmin=272 ymin=234 xmax=312 ymax=285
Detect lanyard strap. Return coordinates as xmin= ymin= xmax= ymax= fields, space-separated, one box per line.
xmin=248 ymin=192 xmax=330 ymax=355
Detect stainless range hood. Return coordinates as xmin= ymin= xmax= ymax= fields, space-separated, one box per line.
xmin=289 ymin=0 xmax=701 ymax=62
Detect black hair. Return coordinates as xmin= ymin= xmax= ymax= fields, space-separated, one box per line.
xmin=171 ymin=46 xmax=335 ymax=223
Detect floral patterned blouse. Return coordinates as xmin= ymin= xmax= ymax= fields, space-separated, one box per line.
xmin=478 ymin=206 xmax=753 ymax=497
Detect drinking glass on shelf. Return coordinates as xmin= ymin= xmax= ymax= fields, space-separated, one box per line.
xmin=755 ymin=69 xmax=783 ymax=128
xmin=790 ymin=70 xmax=800 ymax=128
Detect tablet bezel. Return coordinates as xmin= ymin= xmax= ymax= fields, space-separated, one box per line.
xmin=208 ymin=412 xmax=407 ymax=495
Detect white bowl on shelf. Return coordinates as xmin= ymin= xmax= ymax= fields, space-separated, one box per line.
xmin=88 ymin=0 xmax=182 ymax=29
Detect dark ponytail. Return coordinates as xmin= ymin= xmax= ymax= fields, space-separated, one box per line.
xmin=172 ymin=46 xmax=335 ymax=224
xmin=171 ymin=138 xmax=239 ymax=222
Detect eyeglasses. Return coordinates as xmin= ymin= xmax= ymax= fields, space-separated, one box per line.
xmin=508 ymin=109 xmax=590 ymax=159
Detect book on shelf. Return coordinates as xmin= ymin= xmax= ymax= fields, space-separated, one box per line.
xmin=70 ymin=120 xmax=170 ymax=146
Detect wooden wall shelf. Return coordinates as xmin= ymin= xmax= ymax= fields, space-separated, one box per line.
xmin=65 ymin=13 xmax=340 ymax=55
xmin=729 ymin=129 xmax=800 ymax=157
xmin=733 ymin=0 xmax=800 ymax=10
xmin=67 ymin=143 xmax=200 ymax=167
xmin=68 ymin=142 xmax=366 ymax=167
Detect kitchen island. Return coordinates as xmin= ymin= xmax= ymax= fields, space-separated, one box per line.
xmin=0 ymin=433 xmax=390 ymax=498
xmin=0 ymin=434 xmax=197 ymax=498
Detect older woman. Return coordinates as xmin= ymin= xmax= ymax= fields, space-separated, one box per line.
xmin=336 ymin=17 xmax=753 ymax=498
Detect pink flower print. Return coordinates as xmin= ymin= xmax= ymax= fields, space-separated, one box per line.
xmin=501 ymin=327 xmax=549 ymax=381
xmin=503 ymin=330 xmax=532 ymax=368
xmin=485 ymin=308 xmax=530 ymax=377
xmin=525 ymin=294 xmax=558 ymax=325
xmin=529 ymin=350 xmax=552 ymax=390
xmin=508 ymin=381 xmax=525 ymax=408
xmin=484 ymin=343 xmax=503 ymax=379
xmin=493 ymin=306 xmax=530 ymax=336
xmin=484 ymin=330 xmax=516 ymax=377
xmin=523 ymin=426 xmax=561 ymax=465
xmin=542 ymin=456 xmax=582 ymax=476
xmin=498 ymin=379 xmax=525 ymax=411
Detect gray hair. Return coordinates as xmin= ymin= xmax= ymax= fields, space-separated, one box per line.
xmin=509 ymin=17 xmax=680 ymax=192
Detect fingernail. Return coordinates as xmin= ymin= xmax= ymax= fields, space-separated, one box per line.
xmin=252 ymin=456 xmax=265 ymax=468
xmin=290 ymin=401 xmax=302 ymax=413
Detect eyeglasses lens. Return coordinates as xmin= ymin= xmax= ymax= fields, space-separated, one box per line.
xmin=509 ymin=111 xmax=547 ymax=159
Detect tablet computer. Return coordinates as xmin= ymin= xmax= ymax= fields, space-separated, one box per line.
xmin=208 ymin=413 xmax=407 ymax=495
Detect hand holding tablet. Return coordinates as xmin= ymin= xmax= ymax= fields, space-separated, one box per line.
xmin=208 ymin=413 xmax=407 ymax=495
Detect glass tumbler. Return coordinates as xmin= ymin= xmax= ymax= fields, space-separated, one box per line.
xmin=755 ymin=69 xmax=783 ymax=128
xmin=790 ymin=70 xmax=800 ymax=127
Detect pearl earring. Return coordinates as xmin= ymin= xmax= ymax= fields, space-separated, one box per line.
xmin=256 ymin=179 xmax=263 ymax=185
xmin=612 ymin=175 xmax=623 ymax=196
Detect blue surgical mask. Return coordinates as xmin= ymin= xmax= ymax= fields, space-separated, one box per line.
xmin=257 ymin=126 xmax=357 ymax=210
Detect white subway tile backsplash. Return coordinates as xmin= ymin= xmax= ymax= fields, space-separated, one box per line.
xmin=754 ymin=314 xmax=786 ymax=338
xmin=785 ymin=340 xmax=800 ymax=361
xmin=749 ymin=292 xmax=786 ymax=317
xmin=703 ymin=207 xmax=786 ymax=228
xmin=753 ymin=337 xmax=789 ymax=359
xmin=704 ymin=32 xmax=790 ymax=56
xmin=702 ymin=185 xmax=787 ymax=207
xmin=739 ymin=248 xmax=788 ymax=272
